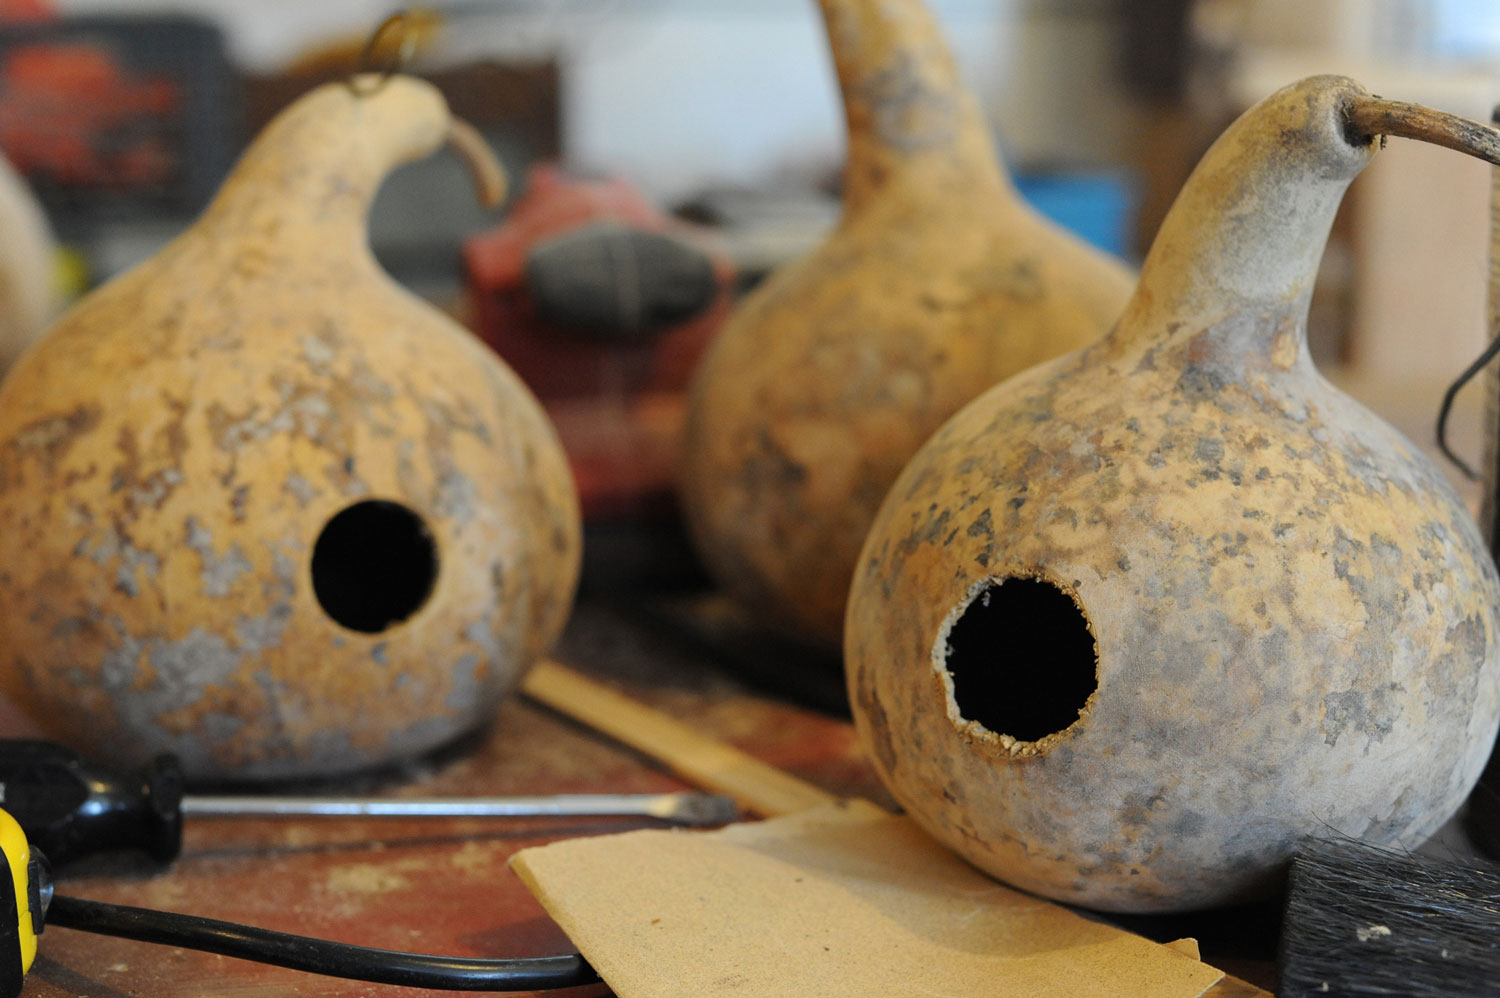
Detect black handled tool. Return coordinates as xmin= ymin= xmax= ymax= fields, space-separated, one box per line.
xmin=0 ymin=739 xmax=736 ymax=868
xmin=0 ymin=740 xmax=184 ymax=869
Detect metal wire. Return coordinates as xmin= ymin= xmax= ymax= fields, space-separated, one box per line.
xmin=346 ymin=10 xmax=420 ymax=97
xmin=1435 ymin=105 xmax=1500 ymax=483
xmin=1435 ymin=335 xmax=1500 ymax=481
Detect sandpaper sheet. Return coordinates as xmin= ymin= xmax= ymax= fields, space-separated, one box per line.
xmin=511 ymin=801 xmax=1226 ymax=998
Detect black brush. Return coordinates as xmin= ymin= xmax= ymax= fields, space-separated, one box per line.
xmin=1278 ymin=838 xmax=1500 ymax=997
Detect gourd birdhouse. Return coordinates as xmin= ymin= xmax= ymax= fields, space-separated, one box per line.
xmin=847 ymin=76 xmax=1500 ymax=912
xmin=680 ymin=0 xmax=1135 ymax=649
xmin=0 ymin=77 xmax=581 ymax=781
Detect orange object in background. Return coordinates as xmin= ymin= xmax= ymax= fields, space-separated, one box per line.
xmin=464 ymin=164 xmax=735 ymax=524
xmin=0 ymin=42 xmax=179 ymax=189
xmin=0 ymin=16 xmax=234 ymax=227
xmin=0 ymin=0 xmax=50 ymax=22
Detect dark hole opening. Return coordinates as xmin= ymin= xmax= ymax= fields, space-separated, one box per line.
xmin=311 ymin=499 xmax=438 ymax=634
xmin=943 ymin=577 xmax=1098 ymax=742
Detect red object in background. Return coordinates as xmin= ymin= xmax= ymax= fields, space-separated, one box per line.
xmin=0 ymin=42 xmax=180 ymax=189
xmin=0 ymin=16 xmax=234 ymax=225
xmin=465 ymin=164 xmax=735 ymax=521
xmin=0 ymin=0 xmax=51 ymax=21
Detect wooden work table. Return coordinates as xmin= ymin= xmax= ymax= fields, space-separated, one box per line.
xmin=16 ymin=598 xmax=1277 ymax=997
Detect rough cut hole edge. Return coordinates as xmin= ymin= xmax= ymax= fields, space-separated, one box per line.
xmin=929 ymin=570 xmax=1101 ymax=759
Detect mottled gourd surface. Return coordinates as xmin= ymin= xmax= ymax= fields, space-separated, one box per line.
xmin=681 ymin=0 xmax=1133 ymax=649
xmin=0 ymin=78 xmax=580 ymax=781
xmin=847 ymin=76 xmax=1500 ymax=913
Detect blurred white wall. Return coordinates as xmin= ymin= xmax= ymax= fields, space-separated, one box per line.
xmin=1232 ymin=0 xmax=1500 ymax=63
xmin=558 ymin=0 xmax=1023 ymax=202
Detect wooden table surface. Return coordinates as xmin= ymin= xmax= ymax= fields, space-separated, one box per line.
xmin=16 ymin=598 xmax=1278 ymax=997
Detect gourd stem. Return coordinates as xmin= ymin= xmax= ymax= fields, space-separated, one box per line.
xmin=813 ymin=0 xmax=1003 ymax=216
xmin=1346 ymin=97 xmax=1500 ymax=167
xmin=190 ymin=77 xmax=454 ymax=268
xmin=445 ymin=118 xmax=508 ymax=209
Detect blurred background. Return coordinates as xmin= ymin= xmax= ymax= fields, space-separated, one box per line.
xmin=2 ymin=0 xmax=1498 ymax=584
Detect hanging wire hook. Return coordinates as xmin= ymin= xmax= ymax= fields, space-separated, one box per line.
xmin=346 ymin=10 xmax=420 ymax=97
xmin=1434 ymin=103 xmax=1500 ymax=484
xmin=1435 ymin=335 xmax=1500 ymax=481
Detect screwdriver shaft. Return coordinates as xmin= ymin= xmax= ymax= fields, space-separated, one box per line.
xmin=180 ymin=791 xmax=733 ymax=824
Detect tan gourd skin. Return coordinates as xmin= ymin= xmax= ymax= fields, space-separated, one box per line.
xmin=680 ymin=0 xmax=1134 ymax=649
xmin=847 ymin=76 xmax=1500 ymax=912
xmin=0 ymin=78 xmax=581 ymax=780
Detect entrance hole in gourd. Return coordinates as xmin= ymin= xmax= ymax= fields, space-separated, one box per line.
xmin=312 ymin=500 xmax=439 ymax=634
xmin=942 ymin=577 xmax=1098 ymax=742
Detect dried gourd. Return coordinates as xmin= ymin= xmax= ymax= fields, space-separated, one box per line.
xmin=848 ymin=76 xmax=1500 ymax=911
xmin=0 ymin=77 xmax=580 ymax=780
xmin=681 ymin=0 xmax=1134 ymax=649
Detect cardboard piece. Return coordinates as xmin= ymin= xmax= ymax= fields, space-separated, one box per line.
xmin=511 ymin=801 xmax=1226 ymax=998
xmin=1165 ymin=938 xmax=1203 ymax=961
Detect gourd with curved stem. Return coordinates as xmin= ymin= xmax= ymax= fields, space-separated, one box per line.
xmin=0 ymin=77 xmax=580 ymax=781
xmin=847 ymin=75 xmax=1500 ymax=913
xmin=680 ymin=0 xmax=1134 ymax=650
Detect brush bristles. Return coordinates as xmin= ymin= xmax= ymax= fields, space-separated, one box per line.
xmin=1278 ymin=839 xmax=1500 ymax=997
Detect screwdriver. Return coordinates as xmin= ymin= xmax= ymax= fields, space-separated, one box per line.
xmin=0 ymin=739 xmax=738 ymax=868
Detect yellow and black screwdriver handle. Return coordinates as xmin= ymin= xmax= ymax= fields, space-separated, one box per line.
xmin=0 ymin=808 xmax=46 ymax=998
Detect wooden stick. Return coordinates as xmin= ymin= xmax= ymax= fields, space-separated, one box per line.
xmin=1483 ymin=104 xmax=1500 ymax=550
xmin=520 ymin=658 xmax=839 ymax=818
